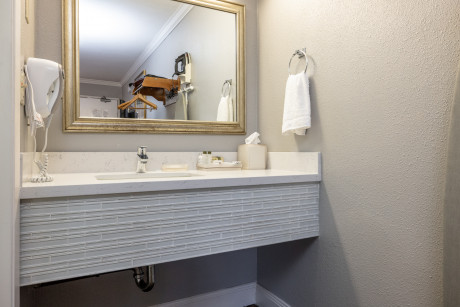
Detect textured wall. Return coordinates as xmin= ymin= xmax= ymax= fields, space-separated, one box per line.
xmin=31 ymin=0 xmax=257 ymax=152
xmin=257 ymin=0 xmax=460 ymax=306
xmin=444 ymin=61 xmax=460 ymax=306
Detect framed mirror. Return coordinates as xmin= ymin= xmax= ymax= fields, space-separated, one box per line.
xmin=62 ymin=0 xmax=246 ymax=134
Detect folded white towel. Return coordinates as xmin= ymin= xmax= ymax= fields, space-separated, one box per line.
xmin=216 ymin=95 xmax=233 ymax=121
xmin=282 ymin=72 xmax=311 ymax=135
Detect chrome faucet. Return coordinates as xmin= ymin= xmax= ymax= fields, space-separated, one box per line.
xmin=136 ymin=146 xmax=148 ymax=173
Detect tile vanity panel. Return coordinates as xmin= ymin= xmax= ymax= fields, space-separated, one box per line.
xmin=20 ymin=182 xmax=319 ymax=286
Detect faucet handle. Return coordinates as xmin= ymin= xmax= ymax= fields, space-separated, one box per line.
xmin=137 ymin=146 xmax=148 ymax=159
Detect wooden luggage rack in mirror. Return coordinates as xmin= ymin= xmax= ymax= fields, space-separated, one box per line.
xmin=118 ymin=76 xmax=181 ymax=112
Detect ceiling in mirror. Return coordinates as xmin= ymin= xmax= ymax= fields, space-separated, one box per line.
xmin=79 ymin=0 xmax=187 ymax=83
xmin=72 ymin=0 xmax=242 ymax=128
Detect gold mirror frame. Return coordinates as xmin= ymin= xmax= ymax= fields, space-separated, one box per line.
xmin=62 ymin=0 xmax=246 ymax=134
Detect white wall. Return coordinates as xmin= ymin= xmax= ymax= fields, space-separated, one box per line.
xmin=0 ymin=0 xmax=21 ymax=305
xmin=121 ymin=5 xmax=236 ymax=122
xmin=257 ymin=0 xmax=460 ymax=306
xmin=80 ymin=83 xmax=122 ymax=99
xmin=33 ymin=0 xmax=256 ymax=152
xmin=79 ymin=96 xmax=119 ymax=118
xmin=79 ymin=83 xmax=122 ymax=118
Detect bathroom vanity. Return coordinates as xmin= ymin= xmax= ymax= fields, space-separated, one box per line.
xmin=19 ymin=152 xmax=321 ymax=286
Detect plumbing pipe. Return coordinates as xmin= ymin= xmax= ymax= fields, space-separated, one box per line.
xmin=132 ymin=265 xmax=155 ymax=292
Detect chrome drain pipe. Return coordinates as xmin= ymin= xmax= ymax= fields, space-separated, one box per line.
xmin=132 ymin=265 xmax=155 ymax=292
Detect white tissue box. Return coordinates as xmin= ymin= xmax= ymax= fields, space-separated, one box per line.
xmin=237 ymin=144 xmax=267 ymax=170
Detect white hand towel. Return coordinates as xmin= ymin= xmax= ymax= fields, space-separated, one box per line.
xmin=228 ymin=95 xmax=234 ymax=121
xmin=217 ymin=95 xmax=233 ymax=121
xmin=282 ymin=72 xmax=311 ymax=135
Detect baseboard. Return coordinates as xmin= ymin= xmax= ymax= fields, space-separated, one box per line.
xmin=152 ymin=282 xmax=257 ymax=307
xmin=256 ymin=285 xmax=291 ymax=307
xmin=151 ymin=282 xmax=290 ymax=307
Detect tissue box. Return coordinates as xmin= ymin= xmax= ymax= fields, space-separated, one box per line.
xmin=237 ymin=144 xmax=267 ymax=170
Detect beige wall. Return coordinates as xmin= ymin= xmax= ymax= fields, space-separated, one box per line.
xmin=30 ymin=0 xmax=257 ymax=152
xmin=20 ymin=0 xmax=35 ymax=152
xmin=257 ymin=0 xmax=460 ymax=306
xmin=444 ymin=60 xmax=460 ymax=306
xmin=20 ymin=0 xmax=34 ymax=64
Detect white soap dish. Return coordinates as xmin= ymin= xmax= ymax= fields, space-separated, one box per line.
xmin=161 ymin=163 xmax=189 ymax=172
xmin=197 ymin=161 xmax=242 ymax=171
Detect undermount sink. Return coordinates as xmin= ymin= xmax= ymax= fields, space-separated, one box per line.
xmin=95 ymin=172 xmax=198 ymax=180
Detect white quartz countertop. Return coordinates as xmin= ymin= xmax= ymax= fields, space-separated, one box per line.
xmin=20 ymin=169 xmax=321 ymax=199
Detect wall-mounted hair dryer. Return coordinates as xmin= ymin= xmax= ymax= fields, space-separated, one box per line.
xmin=24 ymin=57 xmax=64 ymax=183
xmin=25 ymin=57 xmax=63 ymax=120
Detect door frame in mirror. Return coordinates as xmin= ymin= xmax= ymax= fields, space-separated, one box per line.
xmin=62 ymin=0 xmax=246 ymax=134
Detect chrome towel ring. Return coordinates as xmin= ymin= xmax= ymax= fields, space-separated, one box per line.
xmin=288 ymin=48 xmax=308 ymax=75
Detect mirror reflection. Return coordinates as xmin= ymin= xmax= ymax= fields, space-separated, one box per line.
xmin=79 ymin=0 xmax=237 ymax=122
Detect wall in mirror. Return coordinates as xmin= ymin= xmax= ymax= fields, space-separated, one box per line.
xmin=79 ymin=0 xmax=237 ymax=122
